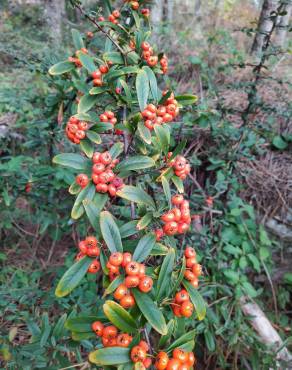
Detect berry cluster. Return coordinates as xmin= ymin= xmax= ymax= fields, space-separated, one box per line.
xmin=91 ymin=64 xmax=109 ymax=87
xmin=160 ymin=54 xmax=168 ymax=74
xmin=183 ymin=246 xmax=202 ymax=288
xmin=141 ymin=92 xmax=179 ymax=130
xmin=141 ymin=8 xmax=150 ymax=17
xmin=130 ymin=341 xmax=151 ymax=368
xmin=75 ymin=236 xmax=101 ymax=273
xmin=160 ymin=195 xmax=191 ymax=235
xmin=167 ymin=154 xmax=191 ymax=180
xmin=171 ymin=289 xmax=193 ymax=318
xmin=108 ymin=9 xmax=120 ymax=24
xmin=99 ymin=110 xmax=117 ymax=126
xmin=106 ymin=252 xmax=153 ymax=308
xmin=141 ymin=41 xmax=158 ymax=67
xmin=65 ymin=116 xmax=88 ymax=144
xmin=154 ymin=348 xmax=196 ymax=369
xmin=68 ymin=47 xmax=88 ymax=68
xmin=91 ymin=151 xmax=124 ymax=196
xmin=91 ymin=322 xmax=133 ymax=348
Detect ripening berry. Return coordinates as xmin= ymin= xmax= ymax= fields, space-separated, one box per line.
xmin=106 ymin=261 xmax=120 ymax=274
xmin=155 ymin=228 xmax=164 ymax=241
xmin=100 ymin=113 xmax=108 ymax=122
xmin=100 ymin=65 xmax=109 ymax=74
xmin=103 ymin=325 xmax=118 ymax=339
xmin=131 ymin=346 xmax=147 ymax=363
xmin=112 ymin=10 xmax=120 ymax=18
xmin=148 ymin=56 xmax=158 ymax=67
xmin=76 ymin=174 xmax=89 ymax=188
xmin=115 ymin=87 xmax=121 ymax=94
xmin=92 ymin=70 xmax=102 ymax=79
xmin=139 ymin=276 xmax=153 ymax=293
xmin=114 ymin=284 xmax=128 ymax=300
xmin=100 ymin=151 xmax=112 ymax=165
xmin=141 ymin=41 xmax=150 ymax=51
xmin=186 ymin=257 xmax=197 ymax=268
xmin=91 ymin=321 xmax=104 ymax=336
xmin=189 ymin=277 xmax=199 ymax=288
xmin=173 ymin=348 xmax=188 ymax=363
xmin=139 ymin=340 xmax=149 ymax=352
xmin=166 ymin=358 xmax=180 ymax=370
xmin=92 ymin=152 xmax=101 ymax=163
xmin=108 ymin=184 xmax=117 ymax=197
xmin=87 ymin=260 xmax=100 ymax=273
xmin=178 ymin=364 xmax=189 ymax=370
xmin=172 ymin=194 xmax=184 ymax=205
xmin=120 ymin=294 xmax=135 ymax=309
xmin=177 ymin=223 xmax=189 ymax=234
xmin=109 ymin=252 xmax=123 ymax=266
xmin=117 ymin=333 xmax=132 ymax=347
xmin=192 ymin=263 xmax=202 ymax=276
xmin=172 ymin=304 xmax=182 ymax=317
xmin=87 ymin=31 xmax=94 ymax=38
xmin=108 ymin=14 xmax=116 ymax=22
xmin=141 ymin=8 xmax=150 ymax=17
xmin=143 ymin=358 xmax=152 ymax=368
xmin=122 ymin=252 xmax=132 ymax=267
xmin=78 ymin=121 xmax=88 ymax=130
xmin=87 ymin=246 xmax=100 ymax=257
xmin=125 ymin=261 xmax=140 ymax=276
xmin=175 ymin=289 xmax=189 ymax=304
xmin=155 ymin=351 xmax=169 ymax=370
xmin=75 ymin=130 xmax=86 ymax=140
xmin=187 ymin=352 xmax=196 ymax=366
xmin=181 ymin=300 xmax=194 ymax=318
xmin=184 ymin=270 xmax=196 ymax=281
xmin=172 ymin=208 xmax=182 ymax=222
xmin=185 ymin=246 xmax=196 ymax=259
xmin=161 ymin=211 xmax=175 ymax=223
xmin=163 ymin=221 xmax=178 ymax=236
xmin=85 ymin=236 xmax=97 ymax=248
xmin=131 ymin=1 xmax=139 ymax=10
xmin=125 ymin=275 xmax=140 ymax=288
xmin=78 ymin=240 xmax=88 ymax=254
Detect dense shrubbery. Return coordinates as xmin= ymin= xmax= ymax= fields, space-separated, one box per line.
xmin=0 ymin=1 xmax=291 ymax=369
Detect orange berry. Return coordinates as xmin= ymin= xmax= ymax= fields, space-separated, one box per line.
xmin=138 ymin=263 xmax=146 ymax=277
xmin=143 ymin=358 xmax=152 ymax=368
xmin=166 ymin=358 xmax=180 ymax=370
xmin=163 ymin=221 xmax=178 ymax=236
xmin=102 ymin=325 xmax=117 ymax=339
xmin=172 ymin=208 xmax=182 ymax=222
xmin=138 ymin=276 xmax=153 ymax=293
xmin=120 ymin=294 xmax=135 ymax=309
xmin=96 ymin=183 xmax=108 ymax=193
xmin=112 ymin=9 xmax=120 ymax=18
xmin=155 ymin=351 xmax=169 ymax=370
xmin=186 ymin=257 xmax=197 ymax=268
xmin=87 ymin=246 xmax=100 ymax=257
xmin=92 ymin=152 xmax=101 ymax=163
xmin=172 ymin=304 xmax=182 ymax=317
xmin=87 ymin=260 xmax=100 ymax=273
xmin=78 ymin=240 xmax=87 ymax=254
xmin=184 ymin=270 xmax=196 ymax=281
xmin=125 ymin=261 xmax=140 ymax=276
xmin=122 ymin=252 xmax=132 ymax=267
xmin=181 ymin=300 xmax=194 ymax=318
xmin=117 ymin=333 xmax=132 ymax=347
xmin=161 ymin=211 xmax=175 ymax=223
xmin=192 ymin=263 xmax=202 ymax=276
xmin=92 ymin=174 xmax=100 ymax=185
xmin=114 ymin=284 xmax=128 ymax=300
xmin=92 ymin=163 xmax=105 ymax=174
xmin=173 ymin=348 xmax=188 ymax=363
xmin=185 ymin=247 xmax=196 ymax=259
xmin=92 ymin=70 xmax=102 ymax=79
xmin=109 ymin=252 xmax=123 ymax=266
xmin=91 ymin=321 xmax=104 ymax=336
xmin=172 ymin=194 xmax=184 ymax=206
xmin=141 ymin=41 xmax=150 ymax=51
xmin=187 ymin=352 xmax=196 ymax=366
xmin=139 ymin=340 xmax=149 ymax=352
xmin=100 ymin=151 xmax=112 ymax=165
xmin=189 ymin=277 xmax=199 ymax=288
xmin=125 ymin=275 xmax=140 ymax=288
xmin=131 ymin=345 xmax=147 ymax=363
xmin=155 ymin=228 xmax=164 ymax=241
xmin=175 ymin=289 xmax=189 ymax=304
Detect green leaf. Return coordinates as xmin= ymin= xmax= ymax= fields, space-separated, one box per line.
xmin=169 ymin=140 xmax=187 ymax=160
xmin=69 ymin=182 xmax=81 ymax=195
xmin=119 ymin=79 xmax=132 ymax=102
xmin=48 ymin=61 xmax=74 ymax=75
xmin=103 ymin=275 xmax=124 ymax=298
xmin=172 ymin=176 xmax=184 ymax=193
xmin=158 ymin=319 xmax=175 ymax=348
xmin=247 ymin=254 xmax=260 ymax=272
xmin=136 ymin=213 xmax=152 ymax=231
xmin=78 ymin=94 xmax=99 ymax=114
xmin=241 ymin=281 xmax=258 ymax=298
xmin=151 ymin=243 xmax=169 ymax=256
xmin=154 ymin=124 xmax=170 ymax=154
xmin=175 ymin=94 xmax=198 ymax=106
xmin=183 ymin=280 xmax=206 ymax=320
xmin=76 ymin=51 xmax=96 ymax=73
xmin=86 ymin=130 xmax=102 ymax=144
xmin=137 ymin=121 xmax=152 ymax=144
xmin=89 ymin=86 xmax=109 ymax=95
xmin=116 ymin=156 xmax=155 ymax=172
xmin=72 ymin=29 xmax=84 ymax=50
xmin=103 ymin=301 xmax=137 ymax=333
xmin=83 ymin=194 xmax=108 ymax=231
xmin=133 ymin=233 xmax=156 ymax=262
xmin=71 ymin=184 xmax=95 ymax=220
xmin=117 ymin=186 xmax=155 ymax=209
xmin=120 ymin=220 xmax=139 ymax=238
xmin=272 ymin=135 xmax=288 ymax=150
xmin=55 ymin=256 xmax=92 ymax=297
xmin=143 ymin=66 xmax=158 ymax=102
xmin=80 ymin=138 xmax=94 ymax=158
xmin=89 ymin=347 xmax=130 ymax=366
xmin=52 ymin=314 xmax=67 ymax=339
xmin=91 ymin=122 xmax=114 ymax=133
xmin=161 ymin=176 xmax=171 ymax=209
xmin=103 ymin=51 xmax=124 ymax=64
xmin=223 ymin=269 xmax=239 ymax=285
xmin=65 ymin=315 xmax=104 ymax=332
xmin=166 ymin=329 xmax=196 ymax=351
xmin=136 ymin=69 xmax=149 ymax=110
xmin=132 ymin=289 xmax=167 ymax=335
xmin=53 ymin=153 xmax=88 ymax=170
xmin=156 ymin=249 xmax=175 ymax=301
xmin=173 ymin=256 xmax=186 ymax=293
xmin=109 ymin=142 xmax=124 ymax=159
xmin=72 ymin=331 xmax=96 ymax=341
xmin=100 ymin=211 xmax=123 ymax=253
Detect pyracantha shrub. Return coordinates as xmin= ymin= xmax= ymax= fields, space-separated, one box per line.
xmin=50 ymin=0 xmax=205 ymax=368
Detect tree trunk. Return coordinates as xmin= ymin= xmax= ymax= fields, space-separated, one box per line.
xmin=275 ymin=2 xmax=292 ymax=47
xmin=151 ymin=0 xmax=164 ymax=38
xmin=166 ymin=0 xmax=174 ymax=24
xmin=44 ymin=0 xmax=65 ymax=49
xmin=251 ymin=0 xmax=279 ymax=54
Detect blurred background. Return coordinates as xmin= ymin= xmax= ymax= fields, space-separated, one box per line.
xmin=0 ymin=0 xmax=291 ymax=369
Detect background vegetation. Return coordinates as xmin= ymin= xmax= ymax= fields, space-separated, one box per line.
xmin=0 ymin=0 xmax=291 ymax=369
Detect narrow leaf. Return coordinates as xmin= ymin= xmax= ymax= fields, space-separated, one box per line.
xmin=136 ymin=69 xmax=149 ymax=111
xmin=156 ymin=249 xmax=175 ymax=301
xmin=133 ymin=233 xmax=156 ymax=262
xmin=100 ymin=211 xmax=123 ymax=253
xmin=53 ymin=153 xmax=88 ymax=170
xmin=103 ymin=301 xmax=137 ymax=333
xmin=49 ymin=61 xmax=74 ymax=75
xmin=89 ymin=347 xmax=130 ymax=366
xmin=183 ymin=280 xmax=206 ymax=320
xmin=117 ymin=185 xmax=155 ymax=209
